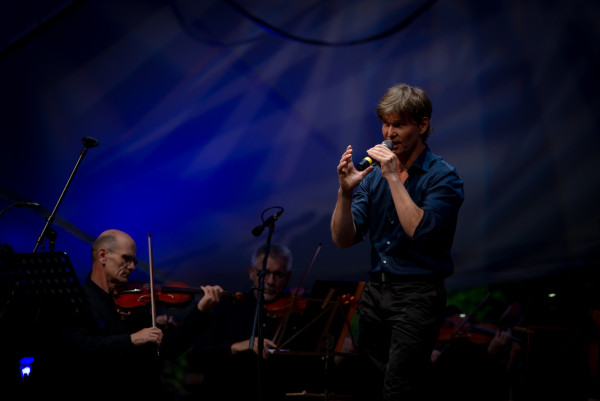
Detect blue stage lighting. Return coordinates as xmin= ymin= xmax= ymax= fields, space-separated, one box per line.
xmin=19 ymin=356 xmax=34 ymax=381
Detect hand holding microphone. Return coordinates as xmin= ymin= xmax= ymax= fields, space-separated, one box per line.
xmin=356 ymin=140 xmax=393 ymax=171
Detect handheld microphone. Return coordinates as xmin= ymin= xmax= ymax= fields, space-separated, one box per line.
xmin=252 ymin=208 xmax=284 ymax=237
xmin=356 ymin=140 xmax=393 ymax=171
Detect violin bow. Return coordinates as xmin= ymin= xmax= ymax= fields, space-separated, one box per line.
xmin=148 ymin=233 xmax=159 ymax=355
xmin=291 ymin=242 xmax=321 ymax=302
xmin=273 ymin=242 xmax=322 ymax=348
xmin=438 ymin=291 xmax=491 ymax=357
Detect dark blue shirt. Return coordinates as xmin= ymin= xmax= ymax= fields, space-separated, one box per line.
xmin=352 ymin=146 xmax=464 ymax=278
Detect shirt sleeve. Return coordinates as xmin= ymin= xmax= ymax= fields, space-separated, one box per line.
xmin=351 ymin=177 xmax=371 ymax=245
xmin=411 ymin=167 xmax=464 ymax=248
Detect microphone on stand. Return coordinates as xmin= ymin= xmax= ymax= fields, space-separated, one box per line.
xmin=15 ymin=202 xmax=41 ymax=208
xmin=252 ymin=208 xmax=284 ymax=237
xmin=356 ymin=140 xmax=394 ymax=171
xmin=33 ymin=137 xmax=99 ymax=252
xmin=0 ymin=202 xmax=41 ymax=221
xmin=81 ymin=137 xmax=99 ymax=149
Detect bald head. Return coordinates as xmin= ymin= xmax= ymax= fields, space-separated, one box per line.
xmin=91 ymin=229 xmax=135 ymax=262
xmin=90 ymin=229 xmax=137 ymax=292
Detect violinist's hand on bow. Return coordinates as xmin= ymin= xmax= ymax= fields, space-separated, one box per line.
xmin=197 ymin=285 xmax=224 ymax=312
xmin=231 ymin=338 xmax=278 ymax=359
xmin=337 ymin=145 xmax=370 ymax=197
xmin=131 ymin=327 xmax=163 ymax=347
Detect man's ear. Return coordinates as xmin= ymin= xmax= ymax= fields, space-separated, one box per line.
xmin=98 ymin=248 xmax=109 ymax=265
xmin=419 ymin=116 xmax=430 ymax=135
xmin=248 ymin=264 xmax=255 ymax=279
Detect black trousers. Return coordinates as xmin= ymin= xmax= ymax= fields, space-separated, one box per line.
xmin=355 ymin=277 xmax=446 ymax=401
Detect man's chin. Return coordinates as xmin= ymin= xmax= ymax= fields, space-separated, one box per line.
xmin=264 ymin=292 xmax=279 ymax=302
xmin=115 ymin=276 xmax=129 ymax=288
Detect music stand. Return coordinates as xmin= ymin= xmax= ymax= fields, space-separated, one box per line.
xmin=276 ymin=280 xmax=363 ymax=354
xmin=274 ymin=280 xmax=364 ymax=400
xmin=0 ymin=251 xmax=89 ymax=387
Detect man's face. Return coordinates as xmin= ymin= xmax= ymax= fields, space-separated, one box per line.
xmin=102 ymin=240 xmax=137 ymax=289
xmin=249 ymin=255 xmax=290 ymax=302
xmin=381 ymin=114 xmax=428 ymax=159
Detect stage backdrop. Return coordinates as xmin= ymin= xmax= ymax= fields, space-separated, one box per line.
xmin=1 ymin=0 xmax=599 ymax=294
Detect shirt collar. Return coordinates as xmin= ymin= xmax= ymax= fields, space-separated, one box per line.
xmin=408 ymin=145 xmax=434 ymax=174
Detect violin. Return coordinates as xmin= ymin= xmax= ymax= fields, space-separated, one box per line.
xmin=436 ymin=314 xmax=523 ymax=346
xmin=263 ymin=287 xmax=359 ymax=318
xmin=113 ymin=281 xmax=243 ymax=316
xmin=264 ymin=292 xmax=309 ymax=318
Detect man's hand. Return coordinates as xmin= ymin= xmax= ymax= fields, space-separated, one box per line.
xmin=130 ymin=327 xmax=163 ymax=346
xmin=337 ymin=145 xmax=371 ymax=197
xmin=197 ymin=285 xmax=224 ymax=312
xmin=487 ymin=330 xmax=511 ymax=355
xmin=231 ymin=338 xmax=278 ymax=359
xmin=366 ymin=143 xmax=400 ymax=180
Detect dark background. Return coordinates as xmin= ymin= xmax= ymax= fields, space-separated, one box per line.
xmin=1 ymin=1 xmax=599 ymax=397
xmin=1 ymin=0 xmax=598 ymax=310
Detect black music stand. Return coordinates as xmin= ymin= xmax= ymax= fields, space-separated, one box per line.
xmin=275 ymin=280 xmax=364 ymax=400
xmin=276 ymin=280 xmax=363 ymax=354
xmin=0 ymin=251 xmax=89 ymax=389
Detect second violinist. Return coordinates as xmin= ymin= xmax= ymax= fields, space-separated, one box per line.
xmin=185 ymin=243 xmax=320 ymax=401
xmin=429 ymin=305 xmax=525 ymax=401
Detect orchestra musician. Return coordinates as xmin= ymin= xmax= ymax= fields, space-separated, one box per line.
xmin=184 ymin=243 xmax=319 ymax=401
xmin=29 ymin=229 xmax=224 ymax=401
xmin=429 ymin=304 xmax=526 ymax=401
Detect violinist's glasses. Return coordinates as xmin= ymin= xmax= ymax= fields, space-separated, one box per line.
xmin=255 ymin=268 xmax=288 ymax=280
xmin=108 ymin=250 xmax=138 ymax=266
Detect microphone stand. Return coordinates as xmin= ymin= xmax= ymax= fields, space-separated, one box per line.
xmin=248 ymin=218 xmax=276 ymax=401
xmin=33 ymin=137 xmax=99 ymax=252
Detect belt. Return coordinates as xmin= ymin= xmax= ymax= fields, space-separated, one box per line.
xmin=369 ymin=272 xmax=441 ymax=283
